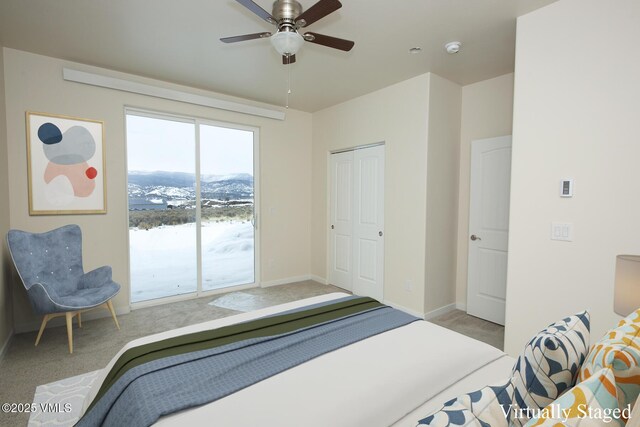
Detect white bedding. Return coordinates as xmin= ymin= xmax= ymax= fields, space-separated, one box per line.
xmin=80 ymin=292 xmax=511 ymax=426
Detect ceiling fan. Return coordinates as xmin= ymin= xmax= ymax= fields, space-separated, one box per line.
xmin=221 ymin=0 xmax=355 ymax=65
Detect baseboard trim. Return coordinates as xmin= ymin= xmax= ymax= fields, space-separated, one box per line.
xmin=383 ymin=300 xmax=425 ymax=319
xmin=260 ymin=275 xmax=313 ymax=288
xmin=0 ymin=330 xmax=13 ymax=360
xmin=424 ymin=303 xmax=457 ymax=320
xmin=14 ymin=305 xmax=130 ymax=334
xmin=455 ymin=302 xmax=467 ymax=312
xmin=309 ymin=275 xmax=327 ymax=285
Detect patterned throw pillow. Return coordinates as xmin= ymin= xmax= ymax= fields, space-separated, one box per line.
xmin=579 ymin=308 xmax=640 ymax=410
xmin=416 ymin=400 xmax=482 ymax=427
xmin=524 ymin=367 xmax=625 ymax=427
xmin=416 ymin=382 xmax=514 ymax=427
xmin=417 ymin=312 xmax=590 ymax=427
xmin=510 ymin=311 xmax=590 ymax=424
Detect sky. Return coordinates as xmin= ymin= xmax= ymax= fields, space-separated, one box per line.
xmin=126 ymin=114 xmax=254 ymax=175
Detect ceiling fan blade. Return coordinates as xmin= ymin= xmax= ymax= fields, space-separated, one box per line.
xmin=236 ymin=0 xmax=276 ymax=24
xmin=304 ymin=32 xmax=354 ymax=51
xmin=220 ymin=32 xmax=271 ymax=43
xmin=295 ymin=0 xmax=342 ymax=27
xmin=282 ymin=54 xmax=296 ymax=65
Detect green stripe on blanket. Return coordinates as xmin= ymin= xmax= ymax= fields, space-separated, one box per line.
xmin=88 ymin=296 xmax=381 ymax=410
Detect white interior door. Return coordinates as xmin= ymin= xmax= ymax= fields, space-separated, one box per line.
xmin=329 ymin=151 xmax=354 ymax=290
xmin=467 ymin=136 xmax=512 ymax=325
xmin=352 ymin=146 xmax=385 ymax=301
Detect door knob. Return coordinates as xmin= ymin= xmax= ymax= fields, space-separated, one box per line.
xmin=470 ymin=234 xmax=481 ymax=241
xmin=331 ymin=225 xmax=334 ymax=230
xmin=379 ymin=231 xmax=383 ymax=237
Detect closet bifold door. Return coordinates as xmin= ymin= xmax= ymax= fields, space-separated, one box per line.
xmin=329 ymin=150 xmax=354 ymax=291
xmin=329 ymin=145 xmax=385 ymax=301
xmin=352 ymin=146 xmax=384 ymax=301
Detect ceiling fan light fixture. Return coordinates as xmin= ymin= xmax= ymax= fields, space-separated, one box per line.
xmin=271 ymin=30 xmax=304 ymax=56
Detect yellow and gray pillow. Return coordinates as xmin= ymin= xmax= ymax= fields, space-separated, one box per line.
xmin=579 ymin=308 xmax=640 ymax=411
xmin=524 ymin=367 xmax=624 ymax=426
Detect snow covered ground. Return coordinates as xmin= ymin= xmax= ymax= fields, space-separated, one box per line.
xmin=129 ymin=221 xmax=255 ymax=302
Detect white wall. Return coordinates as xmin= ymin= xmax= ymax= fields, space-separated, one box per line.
xmin=3 ymin=48 xmax=313 ymax=332
xmin=504 ymin=0 xmax=640 ymax=355
xmin=311 ymin=74 xmax=430 ymax=314
xmin=0 ymin=44 xmax=13 ymax=354
xmin=425 ymin=74 xmax=461 ymax=313
xmin=311 ymin=73 xmax=462 ymax=316
xmin=455 ymin=73 xmax=514 ymax=308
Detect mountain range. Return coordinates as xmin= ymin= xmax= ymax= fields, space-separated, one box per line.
xmin=128 ymin=171 xmax=253 ymax=207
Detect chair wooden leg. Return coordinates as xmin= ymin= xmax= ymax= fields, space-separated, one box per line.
xmin=65 ymin=312 xmax=74 ymax=354
xmin=35 ymin=314 xmax=51 ymax=347
xmin=106 ymin=300 xmax=120 ymax=330
xmin=78 ymin=312 xmax=82 ymax=328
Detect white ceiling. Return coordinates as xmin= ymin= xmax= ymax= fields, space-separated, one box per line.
xmin=0 ymin=0 xmax=557 ymax=112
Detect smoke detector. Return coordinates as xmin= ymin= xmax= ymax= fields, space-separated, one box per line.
xmin=444 ymin=41 xmax=462 ymax=54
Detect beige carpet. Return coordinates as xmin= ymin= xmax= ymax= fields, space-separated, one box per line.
xmin=429 ymin=309 xmax=505 ymax=350
xmin=0 ymin=281 xmax=342 ymax=427
xmin=0 ymin=282 xmax=503 ymax=426
xmin=208 ymin=284 xmax=341 ymax=312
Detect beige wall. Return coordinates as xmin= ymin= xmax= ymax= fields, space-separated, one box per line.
xmin=311 ymin=73 xmax=462 ymax=316
xmin=3 ymin=48 xmax=313 ymax=332
xmin=504 ymin=0 xmax=640 ymax=355
xmin=311 ymin=74 xmax=430 ymax=314
xmin=0 ymin=45 xmax=13 ymax=352
xmin=425 ymin=74 xmax=461 ymax=313
xmin=455 ymin=73 xmax=514 ymax=308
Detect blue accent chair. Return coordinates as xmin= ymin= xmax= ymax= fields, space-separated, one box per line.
xmin=7 ymin=225 xmax=121 ymax=353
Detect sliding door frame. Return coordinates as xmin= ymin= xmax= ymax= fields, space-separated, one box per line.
xmin=125 ymin=107 xmax=261 ymax=310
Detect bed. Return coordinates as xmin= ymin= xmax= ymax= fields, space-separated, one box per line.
xmin=31 ymin=292 xmax=514 ymax=427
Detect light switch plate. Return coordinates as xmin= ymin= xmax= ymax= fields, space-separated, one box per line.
xmin=551 ymin=222 xmax=573 ymax=241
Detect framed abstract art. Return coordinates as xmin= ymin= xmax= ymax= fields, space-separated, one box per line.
xmin=26 ymin=112 xmax=107 ymax=215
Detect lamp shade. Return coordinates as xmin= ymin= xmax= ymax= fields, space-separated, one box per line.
xmin=270 ymin=30 xmax=304 ymax=56
xmin=614 ymin=255 xmax=640 ymax=316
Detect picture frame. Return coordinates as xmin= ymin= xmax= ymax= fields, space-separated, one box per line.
xmin=26 ymin=111 xmax=107 ymax=215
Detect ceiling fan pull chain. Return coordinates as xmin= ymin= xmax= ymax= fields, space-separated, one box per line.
xmin=286 ymin=61 xmax=292 ymax=109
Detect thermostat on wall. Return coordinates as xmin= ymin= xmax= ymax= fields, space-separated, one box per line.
xmin=560 ymin=179 xmax=574 ymax=197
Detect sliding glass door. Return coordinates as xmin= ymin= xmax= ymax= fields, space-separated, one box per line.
xmin=200 ymin=124 xmax=255 ymax=291
xmin=127 ymin=114 xmax=197 ymax=302
xmin=127 ymin=111 xmax=258 ymax=304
